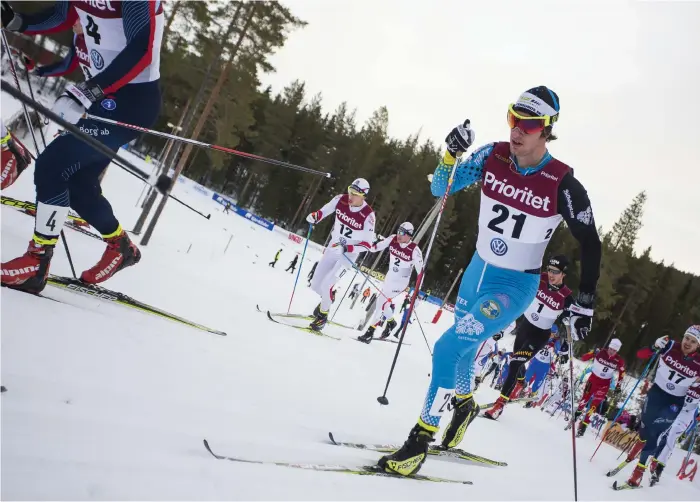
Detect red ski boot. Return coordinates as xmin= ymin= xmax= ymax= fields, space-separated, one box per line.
xmin=1 ymin=240 xmax=54 ymax=293
xmin=649 ymin=458 xmax=658 ymax=473
xmin=625 ymin=439 xmax=645 ymax=463
xmin=509 ymin=381 xmax=525 ymax=400
xmin=626 ymin=463 xmax=646 ymax=487
xmin=484 ymin=395 xmax=508 ymax=420
xmin=80 ymin=228 xmax=141 ymax=284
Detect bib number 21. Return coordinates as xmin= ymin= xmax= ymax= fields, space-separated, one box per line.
xmin=487 ymin=204 xmax=526 ymax=239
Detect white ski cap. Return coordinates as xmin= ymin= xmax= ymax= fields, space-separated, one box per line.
xmin=684 ymin=325 xmax=700 ymax=343
xmin=349 ymin=178 xmax=370 ymax=196
xmin=608 ymin=338 xmax=622 ymax=351
xmin=398 ymin=221 xmax=415 ymax=236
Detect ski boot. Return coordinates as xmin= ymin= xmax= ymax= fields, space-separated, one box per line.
xmin=484 ymin=395 xmax=508 ymax=420
xmin=566 ymin=410 xmax=581 ymax=430
xmin=576 ymin=422 xmax=588 ymax=437
xmin=1 ymin=240 xmax=54 ymax=294
xmin=379 ymin=319 xmax=397 ymax=339
xmin=309 ymin=309 xmax=328 ymax=331
xmin=441 ymin=394 xmax=479 ymax=449
xmin=473 ymin=376 xmax=482 ymax=391
xmin=312 ymin=303 xmax=321 ymax=318
xmin=509 ymin=381 xmax=525 ymax=400
xmin=358 ymin=325 xmax=375 ymax=343
xmin=650 ymin=461 xmax=664 ymax=486
xmin=377 ymin=422 xmax=435 ymax=476
xmin=80 ymin=227 xmax=141 ymax=284
xmin=625 ymin=439 xmax=645 ymax=463
xmin=626 ymin=463 xmax=646 ymax=488
xmin=523 ymin=391 xmax=538 ymax=408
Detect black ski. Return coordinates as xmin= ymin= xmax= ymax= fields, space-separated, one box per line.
xmin=203 ymin=439 xmax=471 ymax=484
xmin=611 ymin=480 xmax=641 ymax=491
xmin=266 ymin=311 xmax=341 ymax=340
xmin=258 ymin=305 xmax=355 ymax=331
xmin=328 ymin=432 xmax=506 ymax=467
xmin=478 ymin=396 xmax=536 ymax=412
xmin=606 ymin=459 xmax=631 ymax=477
xmin=46 ymin=275 xmax=227 ymax=336
xmin=354 ymin=337 xmax=411 ymax=346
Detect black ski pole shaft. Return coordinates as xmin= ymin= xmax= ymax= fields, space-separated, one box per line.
xmin=330 ymin=252 xmax=370 ymax=323
xmin=376 ymin=154 xmax=461 ymax=405
xmin=18 ymin=52 xmax=47 ymax=149
xmin=0 ymin=81 xmax=210 ymax=220
xmin=413 ymin=311 xmax=433 ymax=356
xmin=167 ymin=190 xmax=211 ymax=219
xmin=330 ymin=270 xmax=358 ymax=323
xmin=566 ymin=321 xmax=578 ymax=501
xmin=60 ymin=230 xmax=77 ymax=278
xmin=1 ymin=32 xmax=40 ymax=155
xmin=86 ymin=113 xmax=334 ymax=179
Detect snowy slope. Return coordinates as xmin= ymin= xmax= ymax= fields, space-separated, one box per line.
xmin=2 ymin=130 xmax=699 ymax=499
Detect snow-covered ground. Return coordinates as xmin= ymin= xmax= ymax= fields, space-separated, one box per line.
xmin=2 ymin=108 xmax=699 ymax=500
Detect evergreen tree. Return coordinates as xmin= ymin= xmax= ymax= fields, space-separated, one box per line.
xmin=607 ymin=191 xmax=647 ymax=253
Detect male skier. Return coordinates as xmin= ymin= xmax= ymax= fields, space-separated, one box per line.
xmin=377 ymin=86 xmax=602 ymax=477
xmin=1 ymin=0 xmax=164 ymax=292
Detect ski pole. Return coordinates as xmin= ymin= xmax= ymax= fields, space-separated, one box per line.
xmin=340 ymin=253 xmax=430 ymax=348
xmin=0 ymin=81 xmax=211 ymax=220
xmin=330 ymin=252 xmax=371 ymax=323
xmin=1 ymin=32 xmax=40 ymax=156
xmin=589 ymin=351 xmax=659 ymax=462
xmin=2 ymin=38 xmax=79 ymax=279
xmin=376 ymin=152 xmax=461 ymax=406
xmin=287 ymin=224 xmax=313 ymax=314
xmin=85 ymin=114 xmax=333 ymax=178
xmin=329 ymin=269 xmax=359 ymax=322
xmin=565 ymin=321 xmax=579 ymax=502
xmin=680 ymin=423 xmax=698 ymax=474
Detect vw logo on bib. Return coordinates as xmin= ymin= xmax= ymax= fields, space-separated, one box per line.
xmin=90 ymin=49 xmax=105 ymax=70
xmin=490 ymin=238 xmax=508 ymax=256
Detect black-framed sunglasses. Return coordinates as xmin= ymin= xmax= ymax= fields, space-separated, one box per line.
xmin=547 ymin=267 xmax=563 ymax=275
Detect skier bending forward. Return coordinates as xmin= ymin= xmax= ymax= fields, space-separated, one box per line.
xmin=1 ymin=0 xmax=164 ymax=292
xmin=305 ymin=178 xmax=375 ymax=331
xmin=377 ymin=86 xmax=602 ymax=477
xmin=617 ymin=326 xmax=700 ymax=489
xmin=358 ymin=222 xmax=424 ymax=343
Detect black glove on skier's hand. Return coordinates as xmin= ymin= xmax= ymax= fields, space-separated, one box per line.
xmin=559 ymin=354 xmax=569 ymax=365
xmin=444 ymin=119 xmax=475 ymax=158
xmin=568 ymin=292 xmax=594 ymax=341
xmin=1 ymin=1 xmax=24 ymax=31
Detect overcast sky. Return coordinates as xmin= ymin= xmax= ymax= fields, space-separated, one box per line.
xmin=259 ymin=0 xmax=700 ymax=275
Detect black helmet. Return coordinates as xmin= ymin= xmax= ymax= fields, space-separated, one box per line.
xmin=548 ymin=255 xmax=569 ymax=273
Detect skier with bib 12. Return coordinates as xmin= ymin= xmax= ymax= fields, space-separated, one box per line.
xmin=305 ymin=178 xmax=376 ymax=331
xmin=377 ymin=86 xmax=603 ymax=477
